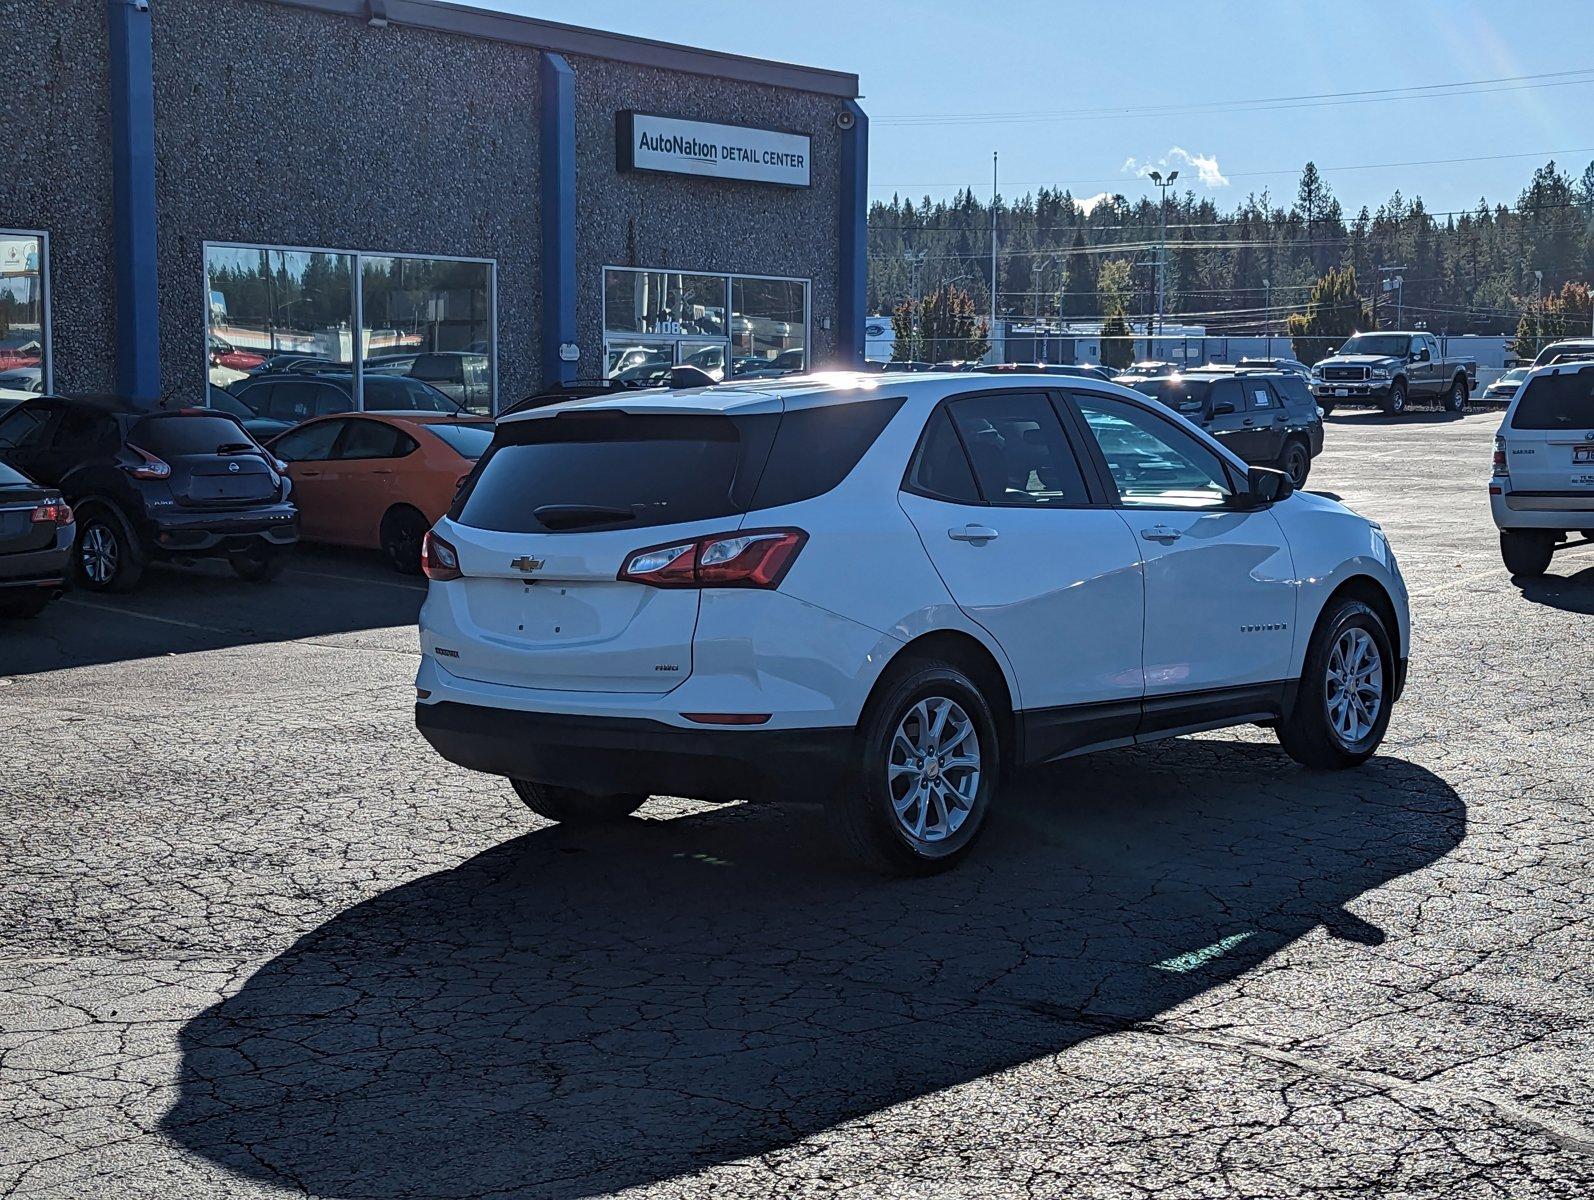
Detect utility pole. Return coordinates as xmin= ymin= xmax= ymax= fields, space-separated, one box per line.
xmin=1534 ymin=269 xmax=1544 ymax=350
xmin=1378 ymin=264 xmax=1406 ymax=328
xmin=990 ymin=152 xmax=999 ymax=352
xmin=1148 ymin=169 xmax=1178 ymax=337
xmin=1263 ymin=277 xmax=1272 ymax=356
xmin=903 ymin=249 xmax=926 ymax=359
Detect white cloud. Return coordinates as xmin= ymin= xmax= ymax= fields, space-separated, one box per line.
xmin=1075 ymin=191 xmax=1113 ymax=214
xmin=1124 ymin=146 xmax=1229 ymax=189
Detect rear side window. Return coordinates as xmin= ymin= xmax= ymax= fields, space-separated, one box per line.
xmin=1244 ymin=383 xmax=1276 ymax=412
xmin=455 ymin=412 xmax=777 ymax=534
xmin=130 ymin=414 xmax=254 ymax=454
xmin=1510 ymin=370 xmax=1594 ymax=431
xmin=907 ymin=407 xmax=980 ymax=503
xmin=338 ymin=420 xmax=414 ymax=460
xmin=748 ymin=397 xmax=904 ymax=510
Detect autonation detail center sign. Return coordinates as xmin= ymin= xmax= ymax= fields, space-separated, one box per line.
xmin=617 ymin=112 xmax=811 ymax=188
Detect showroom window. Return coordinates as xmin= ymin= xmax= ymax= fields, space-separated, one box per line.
xmin=204 ymin=243 xmax=497 ymax=414
xmin=0 ymin=231 xmax=51 ymax=394
xmin=603 ymin=267 xmax=807 ymax=385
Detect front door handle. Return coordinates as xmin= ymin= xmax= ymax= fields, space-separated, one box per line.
xmin=948 ymin=524 xmax=999 ymax=543
xmin=299 ymin=470 xmax=321 ymax=478
xmin=1140 ymin=525 xmax=1181 ymax=544
xmin=1242 ymin=418 xmax=1255 ymax=426
xmin=370 ymin=468 xmax=395 ymax=475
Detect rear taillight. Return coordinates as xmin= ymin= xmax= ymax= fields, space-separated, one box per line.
xmin=1492 ymin=436 xmax=1509 ymax=478
xmin=421 ymin=530 xmax=461 ymax=581
xmin=31 ymin=501 xmax=72 ymax=525
xmin=125 ymin=443 xmax=171 ymax=479
xmin=619 ymin=529 xmax=806 ymax=589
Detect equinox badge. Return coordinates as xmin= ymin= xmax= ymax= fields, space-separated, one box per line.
xmin=510 ymin=555 xmax=545 ymax=573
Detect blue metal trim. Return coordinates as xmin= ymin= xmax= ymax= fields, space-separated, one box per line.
xmin=540 ymin=51 xmax=577 ymax=386
xmin=106 ymin=0 xmax=161 ymax=403
xmin=836 ymin=100 xmax=869 ymax=369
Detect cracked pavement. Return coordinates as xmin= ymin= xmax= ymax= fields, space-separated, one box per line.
xmin=1 ymin=408 xmax=1590 ymax=1199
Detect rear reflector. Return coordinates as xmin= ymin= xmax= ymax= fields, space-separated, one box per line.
xmin=619 ymin=528 xmax=806 ymax=589
xmin=416 ymin=688 xmax=432 ymax=699
xmin=421 ymin=530 xmax=461 ymax=581
xmin=682 ymin=713 xmax=772 ymax=725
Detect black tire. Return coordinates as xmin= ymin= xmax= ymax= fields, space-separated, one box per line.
xmin=1500 ymin=530 xmax=1556 ymax=577
xmin=380 ymin=507 xmax=430 ymax=575
xmin=73 ymin=507 xmax=144 ymax=593
xmin=1383 ymin=379 xmax=1407 ymax=416
xmin=1444 ymin=376 xmax=1467 ymax=413
xmin=1277 ymin=439 xmax=1311 ymax=488
xmin=1277 ymin=597 xmax=1396 ymax=770
xmin=828 ymin=659 xmax=1002 ymax=875
xmin=229 ymin=544 xmax=286 ymax=582
xmin=0 ymin=591 xmax=53 ymax=620
xmin=511 ymin=779 xmax=646 ymax=824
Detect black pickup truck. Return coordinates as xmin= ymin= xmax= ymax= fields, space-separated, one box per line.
xmin=1311 ymin=332 xmax=1476 ymax=416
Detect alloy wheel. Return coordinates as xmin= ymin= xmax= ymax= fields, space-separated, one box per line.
xmin=887 ymin=695 xmax=981 ymax=846
xmin=80 ymin=524 xmax=118 ymax=585
xmin=1324 ymin=627 xmax=1383 ymax=746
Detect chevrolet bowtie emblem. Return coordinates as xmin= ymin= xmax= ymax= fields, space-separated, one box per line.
xmin=510 ymin=556 xmax=545 ymax=573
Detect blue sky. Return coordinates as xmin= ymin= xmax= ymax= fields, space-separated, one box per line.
xmin=498 ymin=0 xmax=1593 ymax=217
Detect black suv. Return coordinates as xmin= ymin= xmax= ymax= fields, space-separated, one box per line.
xmin=0 ymin=396 xmax=298 ymax=591
xmin=1124 ymin=368 xmax=1324 ymax=486
xmin=227 ymin=371 xmax=466 ymax=440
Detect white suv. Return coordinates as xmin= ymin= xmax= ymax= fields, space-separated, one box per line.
xmin=416 ymin=373 xmax=1409 ymax=873
xmin=1491 ymin=360 xmax=1594 ymax=576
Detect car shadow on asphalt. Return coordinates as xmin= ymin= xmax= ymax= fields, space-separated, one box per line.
xmin=162 ymin=738 xmax=1464 ymax=1200
xmin=1513 ymin=560 xmax=1594 ymax=614
xmin=0 ymin=545 xmax=423 ymax=677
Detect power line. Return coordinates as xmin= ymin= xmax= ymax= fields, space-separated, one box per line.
xmin=874 ymin=69 xmax=1594 ymax=126
xmin=869 ymin=147 xmax=1594 ymax=192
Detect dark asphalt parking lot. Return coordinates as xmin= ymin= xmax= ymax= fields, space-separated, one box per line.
xmin=2 ymin=409 xmax=1591 ymax=1198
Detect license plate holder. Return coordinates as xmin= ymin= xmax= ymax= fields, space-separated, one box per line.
xmin=1334 ymin=387 xmax=1349 ymax=397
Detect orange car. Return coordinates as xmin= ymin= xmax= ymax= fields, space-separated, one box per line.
xmin=267 ymin=412 xmax=494 ymax=573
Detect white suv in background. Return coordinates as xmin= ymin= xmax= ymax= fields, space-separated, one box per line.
xmin=1491 ymin=360 xmax=1594 ymax=576
xmin=415 ymin=373 xmax=1410 ymax=874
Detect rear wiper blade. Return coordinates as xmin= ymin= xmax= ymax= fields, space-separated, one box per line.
xmin=533 ymin=504 xmax=636 ymax=530
xmin=216 ymin=442 xmax=259 ymax=454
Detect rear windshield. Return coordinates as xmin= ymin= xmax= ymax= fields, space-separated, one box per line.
xmin=454 ymin=398 xmax=903 ymax=534
xmin=1510 ymin=369 xmax=1594 ymax=431
xmin=427 ymin=423 xmax=493 ymax=459
xmin=129 ymin=414 xmax=255 ymax=455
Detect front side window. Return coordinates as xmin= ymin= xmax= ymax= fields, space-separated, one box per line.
xmin=945 ymin=392 xmax=1090 ymax=506
xmin=1073 ymin=393 xmax=1234 ymax=509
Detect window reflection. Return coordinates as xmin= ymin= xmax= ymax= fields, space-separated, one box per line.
xmin=603 ymin=270 xmax=726 ymax=336
xmin=361 ymin=256 xmax=493 ymax=414
xmin=0 ymin=233 xmax=47 ymax=393
xmin=205 ymin=247 xmax=354 ymax=388
xmin=732 ymin=277 xmax=806 ymax=375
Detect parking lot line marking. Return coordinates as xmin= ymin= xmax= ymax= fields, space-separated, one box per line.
xmin=61 ymin=598 xmax=234 ymax=634
xmin=286 ymin=567 xmax=425 ymax=592
xmin=1411 ymin=568 xmax=1506 ymax=599
xmin=1152 ymin=931 xmax=1254 ymax=973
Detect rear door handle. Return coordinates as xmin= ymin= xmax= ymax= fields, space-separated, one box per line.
xmin=371 ymin=468 xmax=394 ymax=475
xmin=1140 ymin=525 xmax=1181 ymax=544
xmin=948 ymin=524 xmax=999 ymax=543
xmin=299 ymin=470 xmax=321 ymax=477
xmin=1242 ymin=418 xmax=1255 ymax=426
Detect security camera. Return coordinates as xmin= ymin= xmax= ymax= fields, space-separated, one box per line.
xmin=835 ymin=110 xmax=856 ymax=131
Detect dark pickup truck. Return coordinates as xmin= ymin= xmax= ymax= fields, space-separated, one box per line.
xmin=1311 ymin=332 xmax=1476 ymax=416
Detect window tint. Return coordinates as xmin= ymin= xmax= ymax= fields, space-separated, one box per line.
xmin=749 ymin=397 xmax=904 ymax=510
xmin=946 ymin=392 xmax=1089 ymax=506
xmin=1275 ymin=377 xmax=1313 ymax=408
xmin=337 ymin=420 xmax=413 ymax=460
xmin=364 ymin=375 xmax=457 ymax=412
xmin=456 ymin=413 xmax=776 ymax=534
xmin=1073 ymin=393 xmax=1234 ymax=509
xmin=1207 ymin=379 xmax=1244 ymax=414
xmin=54 ymin=408 xmax=121 ymax=455
xmin=130 ymin=414 xmax=255 ymax=455
xmin=1510 ymin=369 xmax=1594 ymax=431
xmin=1132 ymin=378 xmax=1209 ymax=415
xmin=272 ymin=420 xmax=344 ymax=462
xmin=1244 ymin=383 xmax=1276 ymax=412
xmin=906 ymin=407 xmax=981 ymax=503
xmin=426 ymin=423 xmax=494 ymax=460
xmin=0 ymin=403 xmax=60 ymax=451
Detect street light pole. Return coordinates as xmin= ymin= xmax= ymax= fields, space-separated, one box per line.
xmin=1147 ymin=169 xmax=1178 ymax=338
xmin=990 ymin=152 xmax=999 ymax=356
xmin=1264 ymin=277 xmax=1272 ymax=356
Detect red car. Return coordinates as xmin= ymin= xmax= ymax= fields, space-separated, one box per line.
xmin=209 ymin=334 xmax=266 ymax=372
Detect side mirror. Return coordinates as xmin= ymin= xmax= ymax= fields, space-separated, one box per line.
xmin=1210 ymin=400 xmax=1237 ymax=416
xmin=1244 ymin=464 xmax=1294 ymax=507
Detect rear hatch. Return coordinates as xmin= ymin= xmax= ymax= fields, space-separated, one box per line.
xmin=128 ymin=413 xmax=282 ymax=507
xmin=439 ymin=400 xmax=782 ymax=693
xmin=1503 ymin=366 xmax=1594 ymax=496
xmin=0 ymin=463 xmax=58 ymax=555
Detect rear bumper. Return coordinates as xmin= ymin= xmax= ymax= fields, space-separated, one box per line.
xmin=0 ymin=528 xmax=72 ymax=591
xmin=415 ymin=700 xmax=853 ymax=803
xmin=146 ymin=503 xmax=299 ymax=556
xmin=1490 ymin=489 xmax=1594 ymax=530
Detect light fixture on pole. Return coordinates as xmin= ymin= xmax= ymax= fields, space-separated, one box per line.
xmin=1148 ymin=168 xmax=1178 ymax=338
